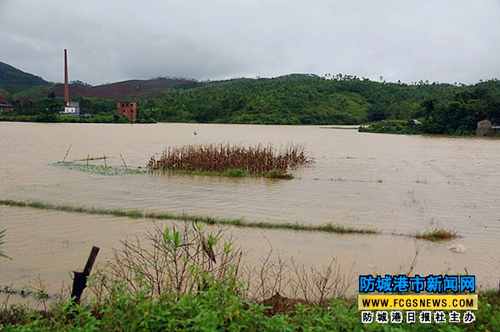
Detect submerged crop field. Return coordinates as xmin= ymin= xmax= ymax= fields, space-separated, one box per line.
xmin=147 ymin=143 xmax=310 ymax=178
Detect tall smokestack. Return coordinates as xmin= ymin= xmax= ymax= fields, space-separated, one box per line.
xmin=64 ymin=49 xmax=69 ymax=104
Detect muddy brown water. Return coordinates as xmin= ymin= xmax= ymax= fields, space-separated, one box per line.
xmin=1 ymin=122 xmax=499 ymax=298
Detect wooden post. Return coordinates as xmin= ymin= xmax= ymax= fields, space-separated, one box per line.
xmin=62 ymin=144 xmax=72 ymax=163
xmin=120 ymin=154 xmax=128 ymax=170
xmin=71 ymin=246 xmax=100 ymax=304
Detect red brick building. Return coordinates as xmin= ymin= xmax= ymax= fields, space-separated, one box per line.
xmin=0 ymin=93 xmax=13 ymax=112
xmin=117 ymin=101 xmax=137 ymax=121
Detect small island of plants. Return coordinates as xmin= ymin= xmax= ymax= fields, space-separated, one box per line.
xmin=147 ymin=143 xmax=311 ymax=179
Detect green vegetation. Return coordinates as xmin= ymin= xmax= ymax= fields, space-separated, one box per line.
xmin=155 ymin=168 xmax=250 ymax=178
xmin=156 ymin=167 xmax=294 ymax=179
xmin=52 ymin=162 xmax=147 ymax=176
xmin=0 ymin=61 xmax=50 ymax=94
xmin=148 ymin=143 xmax=309 ymax=178
xmin=223 ymin=168 xmax=246 ymax=177
xmin=414 ymin=226 xmax=458 ymax=242
xmin=132 ymin=76 xmax=500 ymax=130
xmin=361 ymin=81 xmax=500 ymax=136
xmin=141 ymin=75 xmax=500 ymax=128
xmin=2 ymin=292 xmax=498 ymax=331
xmin=359 ymin=120 xmax=423 ymax=135
xmin=0 ymin=199 xmax=461 ymax=240
xmin=0 ymin=199 xmax=378 ymax=235
xmin=0 ymin=94 xmax=155 ymax=123
xmin=144 ymin=75 xmax=371 ymax=125
xmin=2 ymin=66 xmax=500 ymax=131
xmin=265 ymin=169 xmax=294 ymax=179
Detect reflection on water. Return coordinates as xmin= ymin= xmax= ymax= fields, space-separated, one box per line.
xmin=0 ymin=122 xmax=499 ymax=293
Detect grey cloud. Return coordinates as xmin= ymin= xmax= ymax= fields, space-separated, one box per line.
xmin=1 ymin=0 xmax=499 ymax=85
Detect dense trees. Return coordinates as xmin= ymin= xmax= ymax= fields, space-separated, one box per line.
xmin=420 ymin=83 xmax=500 ymax=135
xmin=2 ymin=74 xmax=499 ymax=133
xmin=139 ymin=75 xmax=483 ymax=126
xmin=145 ymin=76 xmax=371 ymax=125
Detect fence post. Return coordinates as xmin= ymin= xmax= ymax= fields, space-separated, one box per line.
xmin=71 ymin=246 xmax=100 ymax=304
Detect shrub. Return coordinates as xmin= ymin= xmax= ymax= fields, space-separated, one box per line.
xmin=265 ymin=169 xmax=294 ymax=179
xmin=223 ymin=168 xmax=246 ymax=177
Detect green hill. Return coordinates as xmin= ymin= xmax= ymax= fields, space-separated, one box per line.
xmin=140 ymin=74 xmax=467 ymax=125
xmin=0 ymin=61 xmax=50 ymax=94
xmin=143 ymin=75 xmax=371 ymax=125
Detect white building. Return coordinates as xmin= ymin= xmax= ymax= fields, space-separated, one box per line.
xmin=61 ymin=101 xmax=80 ymax=116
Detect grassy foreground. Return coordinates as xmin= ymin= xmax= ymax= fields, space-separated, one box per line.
xmin=0 ymin=199 xmax=377 ymax=235
xmin=2 ymin=288 xmax=499 ymax=331
xmin=0 ymin=220 xmax=498 ymax=331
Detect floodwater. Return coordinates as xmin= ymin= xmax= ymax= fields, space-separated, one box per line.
xmin=1 ymin=122 xmax=499 ymax=297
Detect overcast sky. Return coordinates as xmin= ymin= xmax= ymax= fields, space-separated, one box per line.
xmin=1 ymin=0 xmax=499 ymax=86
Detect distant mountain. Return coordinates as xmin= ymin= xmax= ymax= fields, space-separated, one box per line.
xmin=0 ymin=61 xmax=50 ymax=94
xmin=53 ymin=78 xmax=199 ymax=100
xmin=0 ymin=61 xmax=199 ymax=100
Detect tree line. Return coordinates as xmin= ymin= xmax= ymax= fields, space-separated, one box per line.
xmin=2 ymin=74 xmax=499 ymax=134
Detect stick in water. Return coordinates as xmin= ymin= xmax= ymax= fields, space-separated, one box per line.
xmin=120 ymin=154 xmax=128 ymax=170
xmin=62 ymin=144 xmax=72 ymax=163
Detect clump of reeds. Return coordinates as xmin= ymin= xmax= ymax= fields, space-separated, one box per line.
xmin=414 ymin=226 xmax=458 ymax=242
xmin=147 ymin=143 xmax=310 ymax=178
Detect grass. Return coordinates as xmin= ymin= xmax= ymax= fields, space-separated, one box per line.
xmin=0 ymin=199 xmax=378 ymax=236
xmin=414 ymin=226 xmax=459 ymax=242
xmin=265 ymin=169 xmax=294 ymax=179
xmin=148 ymin=143 xmax=310 ymax=178
xmin=0 ymin=199 xmax=461 ymax=241
xmin=224 ymin=168 xmax=247 ymax=177
xmin=157 ymin=167 xmax=252 ymax=178
xmin=159 ymin=167 xmax=294 ymax=179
